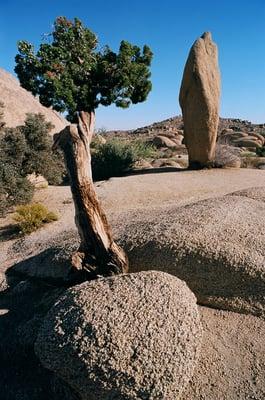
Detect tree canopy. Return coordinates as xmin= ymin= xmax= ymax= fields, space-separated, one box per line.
xmin=15 ymin=16 xmax=153 ymax=121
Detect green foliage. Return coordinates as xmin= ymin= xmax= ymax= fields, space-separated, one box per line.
xmin=15 ymin=16 xmax=153 ymax=121
xmin=240 ymin=151 xmax=256 ymax=157
xmin=256 ymin=147 xmax=265 ymax=157
xmin=0 ymin=127 xmax=28 ymax=168
xmin=0 ymin=112 xmax=65 ymax=215
xmin=0 ymin=162 xmax=34 ymax=217
xmin=13 ymin=203 xmax=58 ymax=234
xmin=92 ymin=139 xmax=156 ymax=181
xmin=0 ymin=106 xmax=33 ymax=216
xmin=130 ymin=140 xmax=157 ymax=159
xmin=20 ymin=113 xmax=65 ymax=184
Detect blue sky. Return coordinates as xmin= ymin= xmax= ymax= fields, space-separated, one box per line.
xmin=0 ymin=0 xmax=264 ymax=129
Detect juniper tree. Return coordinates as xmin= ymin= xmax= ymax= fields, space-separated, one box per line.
xmin=15 ymin=16 xmax=152 ymax=129
xmin=15 ymin=17 xmax=153 ymax=277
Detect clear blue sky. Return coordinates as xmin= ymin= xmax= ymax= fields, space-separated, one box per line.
xmin=1 ymin=0 xmax=264 ymax=129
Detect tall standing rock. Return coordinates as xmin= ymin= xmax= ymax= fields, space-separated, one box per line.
xmin=179 ymin=32 xmax=221 ymax=168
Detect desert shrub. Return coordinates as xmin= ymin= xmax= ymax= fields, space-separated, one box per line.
xmin=0 ymin=164 xmax=34 ymax=217
xmin=241 ymin=156 xmax=263 ymax=169
xmin=13 ymin=203 xmax=58 ymax=234
xmin=92 ymin=139 xmax=156 ymax=180
xmin=0 ymin=112 xmax=66 ymax=215
xmin=92 ymin=139 xmax=134 ymax=180
xmin=90 ymin=134 xmax=106 ymax=150
xmin=214 ymin=144 xmax=241 ymax=168
xmin=256 ymin=147 xmax=265 ymax=157
xmin=0 ymin=159 xmax=34 ymax=217
xmin=240 ymin=151 xmax=257 ymax=157
xmin=131 ymin=140 xmax=157 ymax=159
xmin=1 ymin=127 xmax=28 ymax=168
xmin=21 ymin=113 xmax=65 ymax=184
xmin=0 ymin=105 xmax=34 ymax=216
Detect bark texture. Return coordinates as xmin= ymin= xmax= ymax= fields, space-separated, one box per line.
xmin=53 ymin=111 xmax=128 ymax=278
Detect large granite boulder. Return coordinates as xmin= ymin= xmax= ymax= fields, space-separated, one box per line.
xmin=233 ymin=137 xmax=262 ymax=148
xmin=117 ymin=188 xmax=265 ymax=318
xmin=179 ymin=32 xmax=221 ymax=168
xmin=35 ymin=271 xmax=202 ymax=400
xmin=153 ymin=135 xmax=178 ymax=148
xmin=0 ymin=68 xmax=67 ymax=135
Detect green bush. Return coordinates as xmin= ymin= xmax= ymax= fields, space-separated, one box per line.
xmin=256 ymin=147 xmax=265 ymax=157
xmin=130 ymin=140 xmax=157 ymax=159
xmin=0 ymin=161 xmax=34 ymax=217
xmin=21 ymin=113 xmax=66 ymax=184
xmin=91 ymin=139 xmax=156 ymax=181
xmin=0 ymin=111 xmax=66 ymax=216
xmin=13 ymin=203 xmax=58 ymax=234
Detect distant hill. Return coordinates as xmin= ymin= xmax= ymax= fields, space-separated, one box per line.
xmin=107 ymin=115 xmax=265 ymax=138
xmin=0 ymin=68 xmax=67 ymax=134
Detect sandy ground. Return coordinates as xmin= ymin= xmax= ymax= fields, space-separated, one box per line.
xmin=1 ymin=168 xmax=264 ymax=271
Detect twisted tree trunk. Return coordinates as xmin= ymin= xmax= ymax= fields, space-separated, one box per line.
xmin=53 ymin=111 xmax=128 ymax=279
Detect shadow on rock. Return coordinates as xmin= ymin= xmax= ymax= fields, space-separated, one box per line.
xmin=0 ymin=271 xmax=78 ymax=400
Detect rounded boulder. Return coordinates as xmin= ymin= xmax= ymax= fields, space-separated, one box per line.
xmin=35 ymin=271 xmax=202 ymax=400
xmin=117 ymin=188 xmax=265 ymax=318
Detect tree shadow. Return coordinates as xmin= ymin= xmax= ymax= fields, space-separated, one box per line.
xmin=0 ymin=224 xmax=20 ymax=242
xmin=0 ymin=270 xmax=70 ymax=399
xmin=126 ymin=166 xmax=189 ymax=176
xmin=0 ymin=239 xmax=87 ymax=399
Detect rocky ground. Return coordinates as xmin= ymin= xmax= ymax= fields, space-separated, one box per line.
xmin=0 ymin=168 xmax=265 ymax=399
xmin=103 ymin=115 xmax=265 ymax=171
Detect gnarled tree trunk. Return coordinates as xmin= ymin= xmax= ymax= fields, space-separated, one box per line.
xmin=53 ymin=111 xmax=128 ymax=279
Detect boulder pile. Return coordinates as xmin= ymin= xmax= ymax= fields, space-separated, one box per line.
xmin=219 ymin=128 xmax=265 ymax=150
xmin=152 ymin=130 xmax=184 ymax=149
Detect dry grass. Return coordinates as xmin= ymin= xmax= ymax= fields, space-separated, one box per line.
xmin=13 ymin=203 xmax=58 ymax=234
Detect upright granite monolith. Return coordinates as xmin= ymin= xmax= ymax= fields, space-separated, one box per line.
xmin=179 ymin=32 xmax=221 ymax=168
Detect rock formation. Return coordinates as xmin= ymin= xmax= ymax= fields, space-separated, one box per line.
xmin=179 ymin=32 xmax=221 ymax=168
xmin=2 ymin=174 xmax=265 ymax=399
xmin=117 ymin=187 xmax=265 ymax=318
xmin=35 ymin=271 xmax=202 ymax=400
xmin=0 ymin=68 xmax=67 ymax=134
